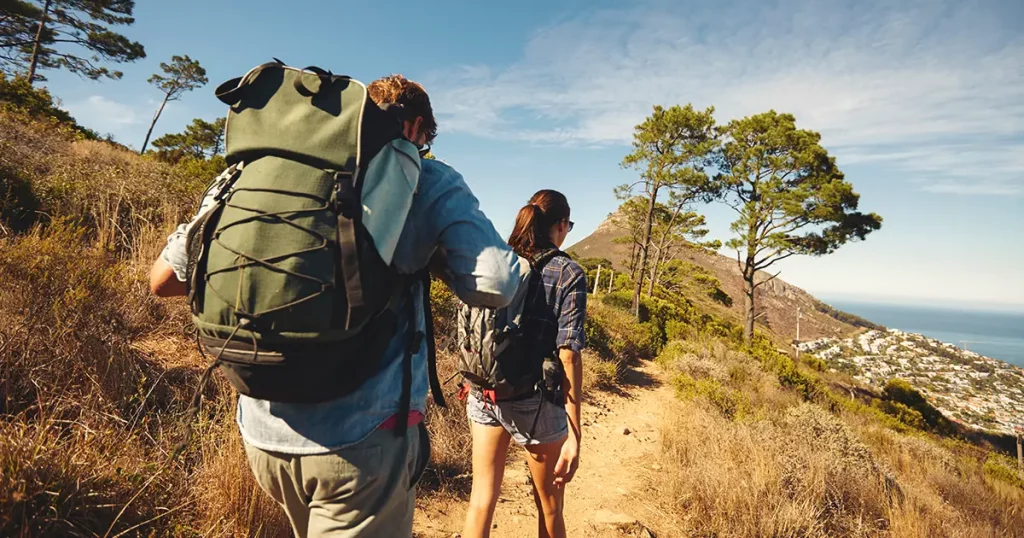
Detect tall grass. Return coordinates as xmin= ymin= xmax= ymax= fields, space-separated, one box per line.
xmin=0 ymin=110 xmax=290 ymax=536
xmin=653 ymin=335 xmax=1024 ymax=537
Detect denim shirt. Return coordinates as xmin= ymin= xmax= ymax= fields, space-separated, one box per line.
xmin=161 ymin=159 xmax=521 ymax=454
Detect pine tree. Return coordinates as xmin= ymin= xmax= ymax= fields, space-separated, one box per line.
xmin=0 ymin=0 xmax=145 ymax=84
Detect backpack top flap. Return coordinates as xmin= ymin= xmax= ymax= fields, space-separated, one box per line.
xmin=217 ymin=63 xmax=404 ymax=174
xmin=360 ymin=138 xmax=420 ymax=266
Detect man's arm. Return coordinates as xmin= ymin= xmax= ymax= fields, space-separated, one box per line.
xmin=418 ymin=163 xmax=521 ymax=308
xmin=150 ymin=257 xmax=186 ymax=297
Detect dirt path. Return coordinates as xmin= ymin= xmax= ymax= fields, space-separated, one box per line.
xmin=414 ymin=360 xmax=676 ymax=537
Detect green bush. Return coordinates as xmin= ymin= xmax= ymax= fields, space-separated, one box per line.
xmin=429 ymin=277 xmax=459 ymax=345
xmin=673 ymin=373 xmax=749 ymax=419
xmin=881 ymin=378 xmax=951 ymax=433
xmin=872 ymin=399 xmax=926 ymax=430
xmin=586 ymin=301 xmax=660 ymax=362
xmin=0 ymin=73 xmax=98 ymax=139
xmin=982 ymin=453 xmax=1024 ymax=489
xmin=749 ymin=335 xmax=820 ymax=401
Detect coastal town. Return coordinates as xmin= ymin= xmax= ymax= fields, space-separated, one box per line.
xmin=798 ymin=330 xmax=1024 ymax=435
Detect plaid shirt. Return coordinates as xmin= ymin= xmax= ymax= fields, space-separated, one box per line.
xmin=521 ymin=251 xmax=588 ymax=356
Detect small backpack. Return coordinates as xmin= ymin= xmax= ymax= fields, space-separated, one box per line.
xmin=455 ymin=249 xmax=565 ymax=400
xmin=183 ymin=60 xmax=434 ymax=407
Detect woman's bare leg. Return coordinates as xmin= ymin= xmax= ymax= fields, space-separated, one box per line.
xmin=524 ymin=436 xmax=567 ymax=538
xmin=461 ymin=422 xmax=512 ymax=538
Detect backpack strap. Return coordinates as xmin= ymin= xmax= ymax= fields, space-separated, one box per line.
xmin=528 ymin=248 xmax=565 ymax=271
xmin=420 ymin=270 xmax=446 ymax=408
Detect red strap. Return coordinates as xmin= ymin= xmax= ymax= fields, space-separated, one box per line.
xmin=482 ymin=389 xmax=497 ymax=409
xmin=457 ymin=382 xmax=471 ymax=402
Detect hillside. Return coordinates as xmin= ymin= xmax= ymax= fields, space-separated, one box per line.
xmin=2 ymin=94 xmax=1023 ymax=537
xmin=568 ymin=211 xmax=869 ymax=342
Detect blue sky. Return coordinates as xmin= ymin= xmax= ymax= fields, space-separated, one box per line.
xmin=38 ymin=0 xmax=1024 ymax=310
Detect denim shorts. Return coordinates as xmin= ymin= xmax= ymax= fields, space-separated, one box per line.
xmin=466 ymin=391 xmax=568 ymax=446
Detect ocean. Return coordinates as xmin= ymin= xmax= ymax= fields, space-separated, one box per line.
xmin=823 ymin=300 xmax=1024 ymax=368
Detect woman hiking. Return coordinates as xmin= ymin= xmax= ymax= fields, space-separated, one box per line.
xmin=461 ymin=189 xmax=587 ymax=538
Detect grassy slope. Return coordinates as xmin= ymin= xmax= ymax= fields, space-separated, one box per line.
xmin=1 ymin=109 xmax=1021 ymax=537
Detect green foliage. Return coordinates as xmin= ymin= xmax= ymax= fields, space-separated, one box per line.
xmin=587 ymin=300 xmax=661 ymax=361
xmin=141 ymin=55 xmax=208 ymax=153
xmin=658 ymin=259 xmax=732 ymax=306
xmin=429 ymin=276 xmax=459 ymax=344
xmin=576 ymin=257 xmax=613 ymax=272
xmin=619 ymin=104 xmax=719 ymax=313
xmin=982 ymin=453 xmax=1024 ymax=489
xmin=802 ymin=354 xmax=827 ymax=372
xmin=0 ymin=0 xmax=146 ymax=83
xmin=673 ymin=373 xmax=749 ymax=419
xmin=0 ymin=72 xmax=96 ymax=137
xmin=879 ymin=378 xmax=952 ymax=433
xmin=749 ymin=335 xmax=819 ymax=401
xmin=171 ymin=155 xmax=226 ymax=185
xmin=711 ymin=110 xmax=883 ymax=340
xmin=150 ymin=117 xmax=225 ymax=163
xmin=813 ymin=300 xmax=885 ymax=330
xmin=872 ymin=399 xmax=926 ymax=430
xmin=148 ymin=54 xmax=207 ymax=98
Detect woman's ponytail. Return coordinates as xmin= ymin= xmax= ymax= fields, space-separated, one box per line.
xmin=507 ymin=190 xmax=570 ymax=259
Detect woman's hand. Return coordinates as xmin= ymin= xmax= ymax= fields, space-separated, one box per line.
xmin=553 ymin=435 xmax=579 ymax=488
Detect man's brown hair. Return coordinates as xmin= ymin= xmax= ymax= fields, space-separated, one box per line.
xmin=367 ymin=74 xmax=438 ymax=144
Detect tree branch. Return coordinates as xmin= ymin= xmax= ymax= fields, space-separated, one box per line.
xmin=752 ymin=270 xmax=782 ymax=290
xmin=753 ymin=250 xmax=798 ymax=272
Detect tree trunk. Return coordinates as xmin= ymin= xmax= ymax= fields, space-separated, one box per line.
xmin=647 ymin=245 xmax=661 ymax=297
xmin=632 ymin=185 xmax=659 ymax=318
xmin=743 ymin=269 xmax=756 ymax=343
xmin=628 ymin=239 xmax=638 ymax=280
xmin=140 ymin=93 xmax=170 ymax=155
xmin=26 ymin=0 xmax=51 ymax=85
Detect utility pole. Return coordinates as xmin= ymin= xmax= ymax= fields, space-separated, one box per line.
xmin=594 ymin=265 xmax=602 ymax=296
xmin=1016 ymin=426 xmax=1023 ymax=479
xmin=608 ymin=269 xmax=614 ymax=293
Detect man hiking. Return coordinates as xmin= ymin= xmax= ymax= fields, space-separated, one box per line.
xmin=149 ymin=69 xmax=521 ymax=537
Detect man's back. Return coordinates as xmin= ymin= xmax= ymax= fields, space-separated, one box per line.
xmin=235 ymin=157 xmax=521 ymax=453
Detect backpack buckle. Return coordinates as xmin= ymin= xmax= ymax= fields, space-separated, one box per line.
xmin=331 ymin=170 xmax=358 ymax=219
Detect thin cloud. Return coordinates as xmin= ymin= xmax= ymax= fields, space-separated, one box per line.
xmin=427 ymin=0 xmax=1023 ymax=195
xmin=64 ymin=95 xmax=145 ymax=137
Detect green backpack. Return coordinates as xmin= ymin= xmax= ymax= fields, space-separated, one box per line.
xmin=183 ymin=60 xmax=433 ymax=406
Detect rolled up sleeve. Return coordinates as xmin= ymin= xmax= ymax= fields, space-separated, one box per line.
xmin=420 ymin=163 xmax=521 ymax=309
xmin=556 ymin=265 xmax=588 ymax=352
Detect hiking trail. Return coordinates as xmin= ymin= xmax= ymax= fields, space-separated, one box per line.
xmin=414 ymin=360 xmax=676 ymax=537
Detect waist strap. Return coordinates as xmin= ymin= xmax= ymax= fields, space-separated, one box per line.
xmin=468 ymin=384 xmax=539 ymax=403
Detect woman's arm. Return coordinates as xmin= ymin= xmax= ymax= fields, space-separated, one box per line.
xmin=554 ymin=346 xmax=582 ymax=488
xmin=552 ymin=261 xmax=588 ymax=488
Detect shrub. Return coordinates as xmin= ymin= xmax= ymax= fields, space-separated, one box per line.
xmin=982 ymin=453 xmax=1024 ymax=489
xmin=880 ymin=378 xmax=952 ymax=433
xmin=673 ymin=373 xmax=749 ymax=419
xmin=872 ymin=399 xmax=926 ymax=430
xmin=584 ymin=355 xmax=622 ymax=392
xmin=0 ymin=73 xmax=98 ymax=139
xmin=429 ymin=277 xmax=459 ymax=350
xmin=749 ymin=335 xmax=820 ymax=401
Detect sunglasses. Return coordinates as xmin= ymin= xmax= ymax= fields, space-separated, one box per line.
xmin=567 ymin=219 xmax=575 ymax=232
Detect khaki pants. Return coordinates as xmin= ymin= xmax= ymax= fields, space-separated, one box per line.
xmin=244 ymin=424 xmax=429 ymax=538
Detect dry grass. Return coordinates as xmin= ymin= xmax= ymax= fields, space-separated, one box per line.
xmin=654 ymin=335 xmax=1024 ymax=538
xmin=421 ymin=350 xmax=474 ymax=498
xmin=190 ymin=399 xmax=292 ymax=538
xmin=0 ymin=111 xmax=285 ymax=536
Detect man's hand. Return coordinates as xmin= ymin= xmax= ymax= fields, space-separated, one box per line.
xmin=552 ymin=435 xmax=579 ymax=488
xmin=149 ymin=257 xmax=187 ymax=297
